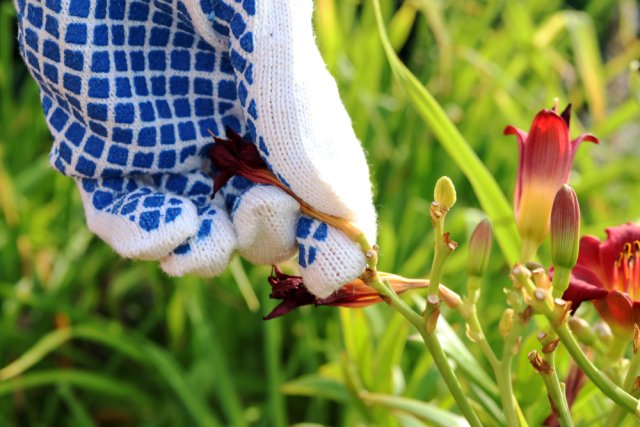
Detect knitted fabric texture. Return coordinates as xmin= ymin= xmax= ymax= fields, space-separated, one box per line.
xmin=15 ymin=0 xmax=376 ymax=298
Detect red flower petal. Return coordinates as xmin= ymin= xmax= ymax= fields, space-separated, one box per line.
xmin=523 ymin=110 xmax=572 ymax=186
xmin=575 ymin=235 xmax=602 ymax=269
xmin=573 ymin=235 xmax=607 ymax=287
xmin=633 ymin=300 xmax=640 ymax=329
xmin=570 ymin=265 xmax=605 ymax=291
xmin=599 ymin=223 xmax=640 ymax=288
xmin=570 ymin=133 xmax=599 ymax=152
xmin=503 ymin=125 xmax=528 ymax=209
xmin=595 ymin=290 xmax=635 ymax=331
xmin=562 ymin=278 xmax=608 ymax=314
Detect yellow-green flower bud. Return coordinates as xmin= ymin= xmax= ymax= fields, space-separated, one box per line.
xmin=499 ymin=308 xmax=515 ymax=337
xmin=593 ymin=321 xmax=613 ymax=346
xmin=467 ymin=219 xmax=492 ymax=277
xmin=434 ymin=176 xmax=457 ymax=210
xmin=568 ymin=317 xmax=597 ymax=346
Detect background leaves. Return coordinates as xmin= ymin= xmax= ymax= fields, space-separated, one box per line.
xmin=1 ymin=0 xmax=639 ymax=425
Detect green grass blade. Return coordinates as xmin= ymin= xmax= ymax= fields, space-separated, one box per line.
xmin=0 ymin=323 xmax=221 ymax=427
xmin=0 ymin=327 xmax=72 ymax=381
xmin=371 ymin=0 xmax=520 ymax=265
xmin=262 ymin=286 xmax=288 ymax=427
xmin=281 ymin=374 xmax=350 ymax=403
xmin=184 ymin=279 xmax=247 ymax=427
xmin=229 ymin=256 xmax=260 ymax=312
xmin=0 ymin=369 xmax=149 ymax=406
xmin=361 ymin=393 xmax=469 ymax=427
xmin=434 ymin=318 xmax=499 ymax=398
xmin=57 ymin=384 xmax=98 ymax=427
xmin=564 ymin=11 xmax=607 ymax=124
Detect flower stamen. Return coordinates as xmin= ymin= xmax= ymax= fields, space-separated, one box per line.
xmin=633 ymin=242 xmax=640 ymax=300
xmin=613 ymin=241 xmax=640 ymax=298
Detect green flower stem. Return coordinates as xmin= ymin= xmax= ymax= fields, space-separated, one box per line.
xmin=514 ymin=269 xmax=640 ymax=417
xmin=425 ymin=210 xmax=455 ymax=336
xmin=427 ymin=217 xmax=449 ymax=296
xmin=551 ymin=266 xmax=572 ymax=299
xmin=464 ymin=304 xmax=500 ymax=370
xmin=497 ymin=315 xmax=523 ymax=427
xmin=520 ymin=238 xmax=539 ymax=264
xmin=553 ymin=319 xmax=639 ymax=416
xmin=369 ymin=275 xmax=482 ymax=427
xmin=463 ymin=277 xmax=524 ymax=427
xmin=539 ymin=349 xmax=574 ymax=427
xmin=358 ymin=237 xmax=481 ymax=427
xmin=605 ymin=349 xmax=640 ymax=427
xmin=512 ymin=265 xmax=640 ymax=418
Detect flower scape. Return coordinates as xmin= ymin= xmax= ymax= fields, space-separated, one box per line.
xmin=208 ymin=101 xmax=640 ymax=427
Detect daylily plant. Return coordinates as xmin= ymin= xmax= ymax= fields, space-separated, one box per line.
xmin=205 ymin=104 xmax=640 ymax=426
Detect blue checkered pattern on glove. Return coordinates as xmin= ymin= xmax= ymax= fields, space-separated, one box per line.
xmin=15 ymin=0 xmax=377 ymax=297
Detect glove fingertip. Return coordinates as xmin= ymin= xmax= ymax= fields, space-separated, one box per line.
xmin=160 ymin=204 xmax=237 ymax=277
xmin=296 ymin=217 xmax=366 ymax=299
xmin=233 ymin=185 xmax=300 ymax=265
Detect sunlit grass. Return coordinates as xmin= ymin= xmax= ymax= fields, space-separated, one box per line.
xmin=1 ymin=0 xmax=639 ymax=425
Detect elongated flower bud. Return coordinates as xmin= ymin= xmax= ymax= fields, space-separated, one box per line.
xmin=550 ymin=185 xmax=580 ymax=269
xmin=434 ymin=176 xmax=457 ymax=210
xmin=467 ymin=219 xmax=493 ymax=277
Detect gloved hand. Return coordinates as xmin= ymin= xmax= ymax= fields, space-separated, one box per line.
xmin=15 ymin=0 xmax=376 ymax=297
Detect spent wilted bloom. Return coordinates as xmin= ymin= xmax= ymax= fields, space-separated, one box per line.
xmin=264 ymin=267 xmax=428 ymax=320
xmin=562 ymin=223 xmax=640 ymax=337
xmin=208 ymin=128 xmax=279 ymax=195
xmin=504 ymin=104 xmax=598 ymax=256
xmin=208 ymin=128 xmax=363 ymax=240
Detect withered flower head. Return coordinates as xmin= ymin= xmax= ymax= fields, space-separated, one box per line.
xmin=264 ymin=267 xmax=428 ymax=320
xmin=208 ymin=129 xmax=364 ymax=241
xmin=208 ymin=128 xmax=276 ymax=194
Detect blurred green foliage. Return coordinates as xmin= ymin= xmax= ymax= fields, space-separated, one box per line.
xmin=1 ymin=0 xmax=639 ymax=425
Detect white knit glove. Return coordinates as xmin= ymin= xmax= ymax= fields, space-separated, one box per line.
xmin=15 ymin=0 xmax=376 ymax=297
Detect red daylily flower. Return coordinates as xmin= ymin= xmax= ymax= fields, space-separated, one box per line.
xmin=504 ymin=104 xmax=598 ymax=253
xmin=264 ymin=266 xmax=429 ymax=320
xmin=562 ymin=223 xmax=640 ymax=336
